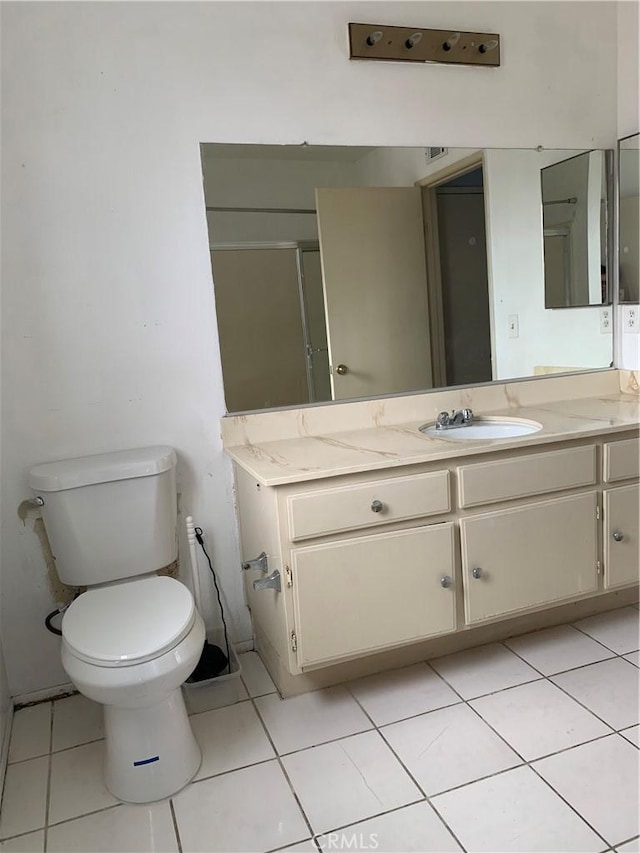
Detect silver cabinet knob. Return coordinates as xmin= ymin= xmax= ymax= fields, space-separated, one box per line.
xmin=472 ymin=566 xmax=483 ymax=579
xmin=336 ymin=364 xmax=349 ymax=375
xmin=612 ymin=531 xmax=624 ymax=542
xmin=441 ymin=575 xmax=453 ymax=588
xmin=371 ymin=499 xmax=384 ymax=513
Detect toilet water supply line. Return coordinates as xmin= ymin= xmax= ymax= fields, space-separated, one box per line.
xmin=186 ymin=516 xmax=231 ymax=673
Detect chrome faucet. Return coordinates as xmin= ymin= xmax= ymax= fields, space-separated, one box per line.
xmin=435 ymin=408 xmax=475 ymax=429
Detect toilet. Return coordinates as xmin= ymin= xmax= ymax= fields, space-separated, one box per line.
xmin=29 ymin=446 xmax=205 ymax=804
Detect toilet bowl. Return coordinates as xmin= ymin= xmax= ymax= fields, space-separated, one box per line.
xmin=61 ymin=575 xmax=205 ymax=803
xmin=28 ymin=446 xmax=206 ymax=804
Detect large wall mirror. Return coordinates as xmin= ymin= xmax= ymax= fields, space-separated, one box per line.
xmin=201 ymin=144 xmax=614 ymax=413
xmin=619 ymin=133 xmax=639 ymax=304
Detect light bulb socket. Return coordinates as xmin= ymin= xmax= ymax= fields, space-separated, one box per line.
xmin=479 ymin=39 xmax=498 ymax=54
xmin=366 ymin=30 xmax=383 ymax=46
xmin=442 ymin=32 xmax=461 ymax=52
xmin=405 ymin=32 xmax=423 ymax=49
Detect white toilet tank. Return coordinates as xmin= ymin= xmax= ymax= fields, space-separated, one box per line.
xmin=29 ymin=446 xmax=178 ymax=587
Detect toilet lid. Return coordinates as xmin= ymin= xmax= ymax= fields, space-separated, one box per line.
xmin=62 ymin=576 xmax=196 ymax=666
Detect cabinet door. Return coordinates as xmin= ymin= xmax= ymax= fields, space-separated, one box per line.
xmin=460 ymin=492 xmax=598 ymax=625
xmin=604 ymin=485 xmax=640 ymax=589
xmin=292 ymin=524 xmax=456 ymax=666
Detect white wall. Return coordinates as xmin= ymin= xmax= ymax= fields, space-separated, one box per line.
xmin=617 ymin=0 xmax=640 ymax=140
xmin=617 ymin=0 xmax=640 ymax=370
xmin=0 ymin=1 xmax=620 ymax=698
xmin=0 ymin=643 xmax=12 ymax=794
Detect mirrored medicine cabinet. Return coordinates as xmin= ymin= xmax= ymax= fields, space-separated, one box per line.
xmin=200 ymin=143 xmax=622 ymax=414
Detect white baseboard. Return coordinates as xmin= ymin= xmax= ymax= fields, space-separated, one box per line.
xmin=13 ymin=682 xmax=75 ymax=708
xmin=0 ymin=704 xmax=15 ymax=806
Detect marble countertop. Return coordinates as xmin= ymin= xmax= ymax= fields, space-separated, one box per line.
xmin=225 ymin=393 xmax=640 ymax=486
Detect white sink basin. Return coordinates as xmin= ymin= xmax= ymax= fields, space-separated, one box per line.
xmin=419 ymin=417 xmax=542 ymax=440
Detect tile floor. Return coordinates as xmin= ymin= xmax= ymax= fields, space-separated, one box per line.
xmin=0 ymin=605 xmax=638 ymax=853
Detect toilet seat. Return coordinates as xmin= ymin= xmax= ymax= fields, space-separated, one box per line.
xmin=62 ymin=576 xmax=196 ymax=667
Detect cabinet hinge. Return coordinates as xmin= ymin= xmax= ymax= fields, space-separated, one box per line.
xmin=596 ymin=560 xmax=602 ymax=575
xmin=285 ymin=565 xmax=293 ymax=588
xmin=596 ymin=506 xmax=601 ymax=520
xmin=290 ymin=630 xmax=298 ymax=653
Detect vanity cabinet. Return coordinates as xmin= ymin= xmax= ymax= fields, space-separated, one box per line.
xmin=234 ymin=429 xmax=639 ymax=688
xmin=603 ymin=485 xmax=639 ymax=589
xmin=291 ymin=523 xmax=456 ymax=666
xmin=602 ymin=439 xmax=640 ymax=590
xmin=460 ymin=492 xmax=599 ymax=624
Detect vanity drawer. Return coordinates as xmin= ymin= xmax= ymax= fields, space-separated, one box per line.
xmin=603 ymin=438 xmax=640 ymax=483
xmin=286 ymin=470 xmax=450 ymax=541
xmin=458 ymin=445 xmax=596 ymax=508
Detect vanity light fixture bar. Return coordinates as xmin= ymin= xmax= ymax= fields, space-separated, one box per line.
xmin=206 ymin=205 xmax=317 ymax=215
xmin=349 ymin=23 xmax=501 ymax=67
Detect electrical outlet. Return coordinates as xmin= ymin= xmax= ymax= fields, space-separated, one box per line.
xmin=624 ymin=305 xmax=639 ymax=334
xmin=600 ymin=307 xmax=612 ymax=335
xmin=508 ymin=314 xmax=519 ymax=338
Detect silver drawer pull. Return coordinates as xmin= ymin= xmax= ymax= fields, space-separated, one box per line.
xmin=371 ymin=499 xmax=384 ymax=513
xmin=612 ymin=531 xmax=624 ymax=542
xmin=441 ymin=575 xmax=453 ymax=589
xmin=472 ymin=566 xmax=484 ymax=579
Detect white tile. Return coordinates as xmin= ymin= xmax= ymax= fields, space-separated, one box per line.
xmin=47 ymin=803 xmax=178 ymax=852
xmin=381 ymin=703 xmax=521 ymax=795
xmin=239 ymin=651 xmax=277 ymax=697
xmin=0 ymin=757 xmax=48 ymax=840
xmin=8 ymin=704 xmax=51 ymax=763
xmin=505 ymin=624 xmax=614 ymax=675
xmin=620 ymin=725 xmax=640 ymax=747
xmin=254 ymin=686 xmax=371 ymax=754
xmin=173 ymin=760 xmax=308 ymax=852
xmin=191 ymin=699 xmax=274 ymax=780
xmin=282 ymin=730 xmax=420 ymax=834
xmin=470 ymin=679 xmax=610 ymax=760
xmin=624 ymin=650 xmax=640 ymax=667
xmin=348 ymin=663 xmax=460 ymax=726
xmin=534 ymin=734 xmax=639 ymax=846
xmin=49 ymin=741 xmax=117 ymax=824
xmin=430 ymin=643 xmax=540 ymax=699
xmin=574 ymin=607 xmax=640 ymax=654
xmin=277 ymin=842 xmax=316 ymax=853
xmin=432 ymin=765 xmax=604 ymax=852
xmin=0 ymin=831 xmax=44 ymax=853
xmin=316 ymin=801 xmax=461 ymax=852
xmin=52 ymin=694 xmax=104 ymax=751
xmin=617 ymin=838 xmax=640 ymax=852
xmin=551 ymin=657 xmax=639 ymax=730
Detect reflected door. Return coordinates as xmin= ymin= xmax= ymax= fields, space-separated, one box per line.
xmin=315 ymin=187 xmax=433 ymax=400
xmin=436 ymin=190 xmax=492 ymax=385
